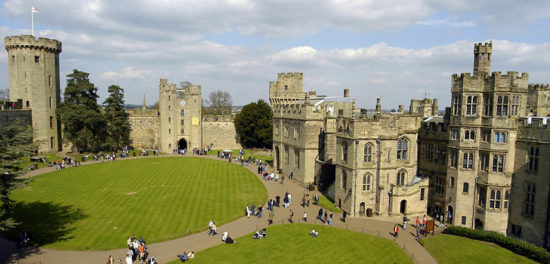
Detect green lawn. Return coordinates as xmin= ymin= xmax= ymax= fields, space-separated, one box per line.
xmin=167 ymin=223 xmax=412 ymax=264
xmin=422 ymin=234 xmax=536 ymax=264
xmin=3 ymin=157 xmax=267 ymax=250
xmin=317 ymin=194 xmax=343 ymax=213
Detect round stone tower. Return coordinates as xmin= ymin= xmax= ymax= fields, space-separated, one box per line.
xmin=5 ymin=35 xmax=62 ymax=152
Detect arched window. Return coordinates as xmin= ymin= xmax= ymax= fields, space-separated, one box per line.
xmin=397 ymin=138 xmax=408 ymax=160
xmin=342 ymin=141 xmax=348 ymax=163
xmin=396 ymin=170 xmax=406 ymax=186
xmin=364 ymin=144 xmax=373 ymax=162
xmin=363 ymin=174 xmax=372 ymax=191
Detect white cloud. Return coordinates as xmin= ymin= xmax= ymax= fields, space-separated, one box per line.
xmin=100 ymin=66 xmax=154 ymax=80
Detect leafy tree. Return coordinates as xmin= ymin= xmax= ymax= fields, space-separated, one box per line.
xmin=103 ymin=85 xmax=131 ymax=149
xmin=57 ymin=69 xmax=106 ymax=152
xmin=204 ymin=91 xmax=232 ymax=115
xmin=234 ymin=99 xmax=273 ymax=148
xmin=0 ymin=121 xmax=36 ymax=231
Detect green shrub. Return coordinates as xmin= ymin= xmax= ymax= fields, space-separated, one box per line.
xmin=442 ymin=226 xmax=550 ymax=263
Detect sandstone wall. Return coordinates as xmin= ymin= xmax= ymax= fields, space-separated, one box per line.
xmin=129 ymin=110 xmax=160 ymax=149
xmin=202 ymin=120 xmax=241 ymax=149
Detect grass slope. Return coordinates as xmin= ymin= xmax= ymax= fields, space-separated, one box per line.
xmin=4 ymin=157 xmax=266 ymax=250
xmin=422 ymin=234 xmax=536 ymax=264
xmin=167 ymin=224 xmax=412 ymax=264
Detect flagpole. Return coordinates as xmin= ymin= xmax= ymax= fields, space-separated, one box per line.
xmin=31 ymin=7 xmax=34 ymax=36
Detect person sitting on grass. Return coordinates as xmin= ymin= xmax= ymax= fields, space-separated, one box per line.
xmin=178 ymin=251 xmax=189 ymax=262
xmin=261 ymin=228 xmax=267 ymax=238
xmin=253 ymin=230 xmax=263 ymax=239
xmin=187 ymin=251 xmax=195 ymax=260
xmin=222 ymin=231 xmax=236 ymax=244
xmin=309 ymin=229 xmax=319 ymax=237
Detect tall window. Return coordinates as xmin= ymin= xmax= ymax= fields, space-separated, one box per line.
xmin=452 ymin=96 xmax=462 ymax=116
xmin=420 ymin=188 xmax=425 ymax=201
xmin=464 ymin=130 xmax=475 ymax=141
xmin=481 ymin=129 xmax=491 ymax=142
xmin=364 ymin=144 xmax=373 ymax=162
xmin=496 ymin=95 xmax=509 ymax=116
xmin=504 ymin=190 xmax=509 ymax=209
xmin=49 ymin=97 xmax=52 ymax=108
xmin=181 ymin=119 xmax=185 ymax=125
xmin=342 ymin=141 xmax=348 ymax=163
xmin=484 ymin=95 xmax=493 ymax=116
xmin=463 ymin=182 xmax=469 ymax=193
xmin=466 ymin=95 xmax=478 ymax=115
xmin=524 ymin=183 xmax=536 ymax=217
xmin=363 ymin=174 xmax=372 ymax=191
xmin=489 ymin=189 xmax=501 ymax=209
xmin=435 ymin=177 xmax=444 ymax=195
xmin=480 ymin=153 xmax=489 ymax=172
xmin=451 ymin=129 xmax=459 ymax=140
xmin=180 ymin=110 xmax=185 ymax=116
xmin=284 ymin=146 xmax=289 ymax=164
xmin=492 ymin=155 xmax=504 ymax=173
xmin=295 ymin=149 xmax=300 ymax=168
xmin=528 ymin=146 xmax=539 ymax=172
xmin=49 ymin=116 xmax=54 ymax=128
xmin=396 ymin=170 xmax=406 ymax=186
xmin=463 ymin=152 xmax=474 ymax=169
xmin=450 ymin=150 xmax=458 ymax=168
xmin=397 ymin=138 xmax=408 ymax=160
xmin=511 ymin=95 xmax=520 ymax=116
xmin=341 ymin=171 xmax=347 ymax=190
xmin=494 ymin=132 xmax=506 ymax=143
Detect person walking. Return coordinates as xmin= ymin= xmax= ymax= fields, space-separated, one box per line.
xmin=403 ymin=214 xmax=408 ymax=230
xmin=393 ymin=224 xmax=399 ymax=238
xmin=342 ymin=211 xmax=347 ymax=222
xmin=289 ymin=209 xmax=294 ymax=223
xmin=303 ymin=212 xmax=308 ymax=222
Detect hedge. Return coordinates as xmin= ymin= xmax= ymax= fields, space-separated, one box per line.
xmin=442 ymin=226 xmax=550 ymax=264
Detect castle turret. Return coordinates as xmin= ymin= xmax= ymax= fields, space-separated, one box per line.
xmin=5 ymin=35 xmax=62 ymax=152
xmin=376 ymin=98 xmax=381 ymax=113
xmin=474 ymin=41 xmax=492 ymax=75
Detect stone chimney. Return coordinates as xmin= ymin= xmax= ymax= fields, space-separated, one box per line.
xmin=376 ymin=98 xmax=381 ymax=113
xmin=344 ymin=89 xmax=350 ymax=98
xmin=432 ymin=98 xmax=439 ymax=116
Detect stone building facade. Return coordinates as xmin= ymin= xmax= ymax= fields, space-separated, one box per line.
xmin=127 ymin=79 xmax=241 ymax=152
xmin=4 ymin=35 xmax=62 ymax=152
xmin=271 ymin=42 xmax=550 ymax=249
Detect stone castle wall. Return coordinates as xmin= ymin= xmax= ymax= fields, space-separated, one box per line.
xmin=128 ymin=109 xmax=160 ymax=149
xmin=202 ymin=117 xmax=241 ymax=149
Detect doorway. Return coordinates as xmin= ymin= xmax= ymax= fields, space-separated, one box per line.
xmin=359 ymin=202 xmax=366 ymax=216
xmin=275 ymin=146 xmax=280 ymax=171
xmin=178 ymin=138 xmax=187 ymax=151
xmin=400 ymin=200 xmax=407 ymax=214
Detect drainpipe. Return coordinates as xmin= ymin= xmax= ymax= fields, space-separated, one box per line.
xmin=376 ymin=139 xmax=382 ymax=214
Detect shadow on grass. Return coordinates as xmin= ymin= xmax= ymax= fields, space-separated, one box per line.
xmin=1 ymin=201 xmax=86 ymax=249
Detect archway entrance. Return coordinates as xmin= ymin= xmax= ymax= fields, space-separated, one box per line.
xmin=275 ymin=146 xmax=280 ymax=171
xmin=447 ymin=205 xmax=454 ymax=224
xmin=475 ymin=218 xmax=484 ymax=229
xmin=359 ymin=202 xmax=366 ymax=216
xmin=400 ymin=200 xmax=407 ymax=214
xmin=178 ymin=138 xmax=187 ymax=152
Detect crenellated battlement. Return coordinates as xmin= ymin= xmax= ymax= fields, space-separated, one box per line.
xmin=277 ymin=72 xmax=303 ymax=79
xmin=474 ymin=41 xmax=492 ymax=53
xmin=529 ymin=83 xmax=550 ymax=90
xmin=4 ymin=35 xmax=62 ymax=53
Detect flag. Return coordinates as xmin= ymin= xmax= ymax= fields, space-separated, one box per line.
xmin=32 ymin=6 xmax=39 ymax=13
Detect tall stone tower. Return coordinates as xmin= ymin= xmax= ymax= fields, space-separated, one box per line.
xmin=5 ymin=35 xmax=62 ymax=152
xmin=159 ymin=79 xmax=202 ymax=153
xmin=473 ymin=41 xmax=492 ymax=75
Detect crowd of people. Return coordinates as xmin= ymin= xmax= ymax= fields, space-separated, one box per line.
xmin=114 ymin=234 xmax=157 ymax=264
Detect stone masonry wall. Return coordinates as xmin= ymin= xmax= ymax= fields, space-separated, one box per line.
xmin=202 ymin=120 xmax=241 ymax=149
xmin=128 ymin=110 xmax=160 ymax=149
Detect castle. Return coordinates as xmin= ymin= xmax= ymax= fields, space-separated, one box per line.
xmin=270 ymin=42 xmax=550 ymax=249
xmin=4 ymin=35 xmax=550 ymax=249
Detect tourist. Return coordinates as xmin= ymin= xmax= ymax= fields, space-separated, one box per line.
xmin=289 ymin=171 xmax=293 ymax=180
xmin=187 ymin=251 xmax=195 ymax=260
xmin=329 ymin=213 xmax=333 ymax=225
xmin=107 ymin=255 xmax=114 ymax=264
xmin=324 ymin=211 xmax=328 ymax=224
xmin=422 ymin=214 xmax=427 ymax=228
xmin=416 ymin=216 xmax=420 ymax=227
xmin=178 ymin=251 xmax=189 ymax=262
xmin=253 ymin=230 xmax=263 ymax=239
xmin=289 ymin=209 xmax=294 ymax=223
xmin=252 ymin=203 xmax=256 ymax=215
xmin=268 ymin=211 xmax=274 ymax=225
xmin=276 ymin=195 xmax=281 ymax=207
xmin=246 ymin=205 xmax=251 ymax=218
xmin=403 ymin=214 xmax=408 ymax=230
xmin=314 ymin=194 xmax=319 ymax=205
xmin=283 ymin=195 xmax=289 ymax=208
xmin=261 ymin=228 xmax=267 ymax=238
xmin=125 ymin=253 xmax=132 ymax=264
xmin=394 ymin=224 xmax=399 ymax=238
xmin=310 ymin=229 xmax=318 ymax=237
xmin=303 ymin=211 xmax=308 ymax=222
xmin=288 ymin=193 xmax=292 ymax=205
xmin=342 ymin=211 xmax=347 ymax=222
xmin=222 ymin=231 xmax=236 ymax=244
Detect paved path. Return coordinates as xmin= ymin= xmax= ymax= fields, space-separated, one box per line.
xmin=1 ymin=155 xmax=438 ymax=264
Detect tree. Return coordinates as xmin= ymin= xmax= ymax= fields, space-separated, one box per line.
xmin=0 ymin=121 xmax=36 ymax=231
xmin=0 ymin=89 xmax=8 ymax=101
xmin=57 ymin=69 xmax=106 ymax=152
xmin=234 ymin=99 xmax=272 ymax=149
xmin=204 ymin=91 xmax=232 ymax=115
xmin=103 ymin=85 xmax=131 ymax=149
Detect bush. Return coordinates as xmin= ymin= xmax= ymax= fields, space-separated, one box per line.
xmin=442 ymin=226 xmax=550 ymax=263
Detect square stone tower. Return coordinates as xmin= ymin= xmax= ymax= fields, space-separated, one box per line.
xmin=5 ymin=35 xmax=62 ymax=152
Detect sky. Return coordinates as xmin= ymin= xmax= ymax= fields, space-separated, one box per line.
xmin=1 ymin=0 xmax=549 ymax=109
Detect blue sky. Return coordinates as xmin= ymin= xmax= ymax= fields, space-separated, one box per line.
xmin=1 ymin=0 xmax=549 ymax=109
